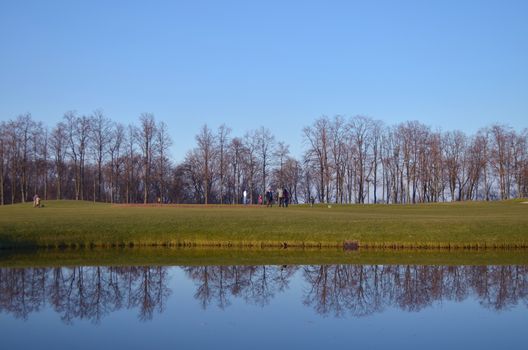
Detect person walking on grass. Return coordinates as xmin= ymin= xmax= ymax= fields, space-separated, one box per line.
xmin=266 ymin=188 xmax=273 ymax=207
xmin=277 ymin=187 xmax=284 ymax=207
xmin=258 ymin=194 xmax=263 ymax=205
xmin=283 ymin=188 xmax=289 ymax=207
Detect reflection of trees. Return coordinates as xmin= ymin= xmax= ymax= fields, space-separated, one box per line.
xmin=129 ymin=267 xmax=170 ymax=321
xmin=183 ymin=265 xmax=298 ymax=309
xmin=0 ymin=268 xmax=46 ymax=320
xmin=0 ymin=266 xmax=170 ymax=324
xmin=302 ymin=265 xmax=528 ymax=317
xmin=303 ymin=265 xmax=382 ymax=317
xmin=183 ymin=264 xmax=528 ymax=315
xmin=1 ymin=265 xmax=527 ymax=322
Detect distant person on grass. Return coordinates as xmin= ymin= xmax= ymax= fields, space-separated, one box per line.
xmin=277 ymin=187 xmax=284 ymax=207
xmin=33 ymin=194 xmax=41 ymax=208
xmin=283 ymin=188 xmax=289 ymax=207
xmin=266 ymin=188 xmax=273 ymax=207
xmin=258 ymin=194 xmax=263 ymax=205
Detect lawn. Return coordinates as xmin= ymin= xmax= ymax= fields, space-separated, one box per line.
xmin=0 ymin=200 xmax=527 ymax=249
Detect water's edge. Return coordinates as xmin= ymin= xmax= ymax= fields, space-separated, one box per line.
xmin=1 ymin=246 xmax=528 ymax=267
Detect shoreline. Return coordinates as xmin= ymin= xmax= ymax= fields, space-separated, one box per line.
xmin=2 ymin=240 xmax=528 ymax=250
xmin=1 ymin=246 xmax=528 ymax=267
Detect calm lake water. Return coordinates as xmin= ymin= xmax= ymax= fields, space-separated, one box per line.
xmin=1 ymin=264 xmax=527 ymax=350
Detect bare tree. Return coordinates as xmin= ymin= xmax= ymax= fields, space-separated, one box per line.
xmin=256 ymin=127 xmax=275 ymax=196
xmin=34 ymin=123 xmax=49 ymax=200
xmin=370 ymin=120 xmax=383 ymax=203
xmin=228 ymin=137 xmax=244 ymax=204
xmin=154 ymin=121 xmax=172 ymax=203
xmin=443 ymin=130 xmax=467 ymax=201
xmin=216 ymin=124 xmax=231 ymax=204
xmin=50 ymin=122 xmax=68 ymax=200
xmin=274 ymin=141 xmax=290 ymax=187
xmin=282 ymin=156 xmax=301 ymax=204
xmin=15 ymin=114 xmax=36 ymax=202
xmin=329 ymin=116 xmax=346 ymax=203
xmin=124 ymin=125 xmax=137 ymax=203
xmin=465 ymin=134 xmax=487 ymax=200
xmin=489 ymin=125 xmax=514 ymax=200
xmin=512 ymin=129 xmax=528 ymax=198
xmin=108 ymin=123 xmax=125 ymax=203
xmin=0 ymin=122 xmax=6 ymax=205
xmin=348 ymin=116 xmax=373 ymax=204
xmin=182 ymin=149 xmax=205 ymax=203
xmin=90 ymin=110 xmax=111 ymax=202
xmin=65 ymin=112 xmax=91 ymax=200
xmin=243 ymin=131 xmax=259 ymax=204
xmin=136 ymin=113 xmax=156 ymax=204
xmin=195 ymin=124 xmax=216 ymax=204
xmin=303 ymin=117 xmax=331 ymax=203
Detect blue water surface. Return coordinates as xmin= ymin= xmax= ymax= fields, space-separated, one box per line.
xmin=0 ymin=265 xmax=526 ymax=350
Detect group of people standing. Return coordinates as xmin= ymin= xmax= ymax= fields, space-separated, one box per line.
xmin=260 ymin=187 xmax=290 ymax=207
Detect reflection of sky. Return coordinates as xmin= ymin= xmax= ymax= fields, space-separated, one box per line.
xmin=1 ymin=267 xmax=527 ymax=350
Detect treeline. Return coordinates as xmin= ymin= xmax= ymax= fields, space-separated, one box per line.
xmin=0 ymin=112 xmax=527 ymax=205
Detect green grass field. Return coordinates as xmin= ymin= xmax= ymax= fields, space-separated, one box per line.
xmin=1 ymin=199 xmax=527 ymax=250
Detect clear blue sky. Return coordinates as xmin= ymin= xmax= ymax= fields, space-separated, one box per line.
xmin=1 ymin=0 xmax=527 ymax=161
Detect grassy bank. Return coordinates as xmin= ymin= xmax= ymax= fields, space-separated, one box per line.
xmin=2 ymin=247 xmax=528 ymax=267
xmin=0 ymin=200 xmax=527 ymax=249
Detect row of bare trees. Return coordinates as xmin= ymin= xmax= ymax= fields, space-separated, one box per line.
xmin=178 ymin=124 xmax=302 ymax=204
xmin=1 ymin=112 xmax=526 ymax=204
xmin=303 ymin=116 xmax=528 ymax=203
xmin=1 ymin=265 xmax=526 ymax=322
xmin=0 ymin=112 xmax=173 ymax=204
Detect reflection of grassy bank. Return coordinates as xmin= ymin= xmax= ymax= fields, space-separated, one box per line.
xmin=1 ymin=200 xmax=528 ymax=249
xmin=1 ymin=247 xmax=528 ymax=267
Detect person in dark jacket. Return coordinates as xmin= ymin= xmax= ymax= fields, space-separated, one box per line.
xmin=266 ymin=189 xmax=273 ymax=207
xmin=283 ymin=188 xmax=289 ymax=207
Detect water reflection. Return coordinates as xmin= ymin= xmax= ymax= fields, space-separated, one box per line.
xmin=1 ymin=265 xmax=527 ymax=323
xmin=0 ymin=267 xmax=170 ymax=323
xmin=302 ymin=265 xmax=528 ymax=317
xmin=183 ymin=265 xmax=297 ymax=309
